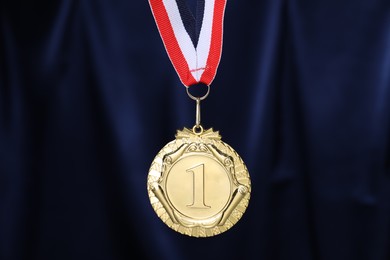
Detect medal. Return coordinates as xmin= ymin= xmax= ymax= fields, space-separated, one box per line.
xmin=147 ymin=0 xmax=251 ymax=237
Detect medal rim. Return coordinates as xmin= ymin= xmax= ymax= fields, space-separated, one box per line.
xmin=147 ymin=128 xmax=251 ymax=237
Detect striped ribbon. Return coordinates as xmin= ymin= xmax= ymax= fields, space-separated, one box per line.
xmin=149 ymin=0 xmax=227 ymax=87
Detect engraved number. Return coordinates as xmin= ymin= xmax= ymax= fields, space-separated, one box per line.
xmin=186 ymin=164 xmax=211 ymax=209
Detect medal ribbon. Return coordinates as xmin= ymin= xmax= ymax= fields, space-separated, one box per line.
xmin=149 ymin=0 xmax=227 ymax=87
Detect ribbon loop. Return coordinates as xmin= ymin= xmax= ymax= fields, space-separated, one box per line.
xmin=149 ymin=0 xmax=227 ymax=87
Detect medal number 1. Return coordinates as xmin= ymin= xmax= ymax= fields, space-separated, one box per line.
xmin=186 ymin=164 xmax=211 ymax=209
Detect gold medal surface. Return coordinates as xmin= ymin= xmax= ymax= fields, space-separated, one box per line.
xmin=147 ymin=126 xmax=251 ymax=237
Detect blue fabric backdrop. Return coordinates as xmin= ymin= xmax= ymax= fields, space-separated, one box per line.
xmin=1 ymin=0 xmax=390 ymax=260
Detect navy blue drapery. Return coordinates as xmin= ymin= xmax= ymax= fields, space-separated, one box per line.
xmin=1 ymin=1 xmax=389 ymax=260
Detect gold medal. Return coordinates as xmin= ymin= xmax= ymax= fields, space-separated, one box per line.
xmin=147 ymin=127 xmax=251 ymax=237
xmin=147 ymin=0 xmax=251 ymax=237
xmin=147 ymin=89 xmax=251 ymax=237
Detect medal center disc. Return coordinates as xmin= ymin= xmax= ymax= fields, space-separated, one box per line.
xmin=166 ymin=154 xmax=231 ymax=219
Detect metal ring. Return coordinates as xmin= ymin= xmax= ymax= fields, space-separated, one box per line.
xmin=186 ymin=84 xmax=210 ymax=101
xmin=192 ymin=125 xmax=204 ymax=135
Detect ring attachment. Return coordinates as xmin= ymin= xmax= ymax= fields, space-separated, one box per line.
xmin=186 ymin=84 xmax=210 ymax=101
xmin=192 ymin=125 xmax=204 ymax=135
